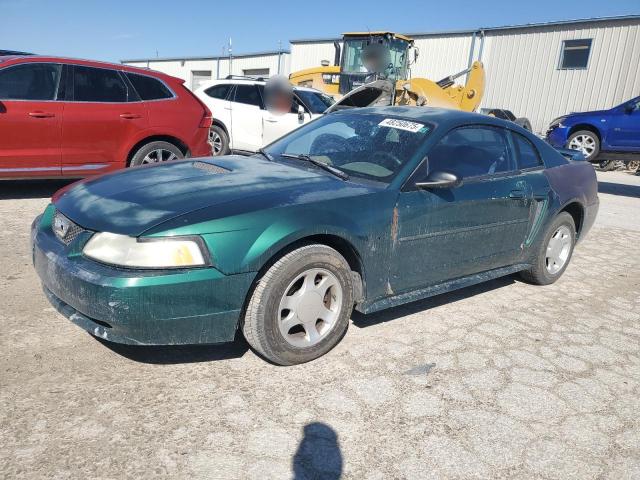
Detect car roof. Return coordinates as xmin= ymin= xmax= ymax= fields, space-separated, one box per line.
xmin=197 ymin=78 xmax=326 ymax=95
xmin=333 ymin=105 xmax=531 ymax=131
xmin=0 ymin=55 xmax=182 ymax=83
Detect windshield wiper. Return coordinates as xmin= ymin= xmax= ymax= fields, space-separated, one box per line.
xmin=279 ymin=153 xmax=349 ymax=181
xmin=257 ymin=148 xmax=274 ymax=161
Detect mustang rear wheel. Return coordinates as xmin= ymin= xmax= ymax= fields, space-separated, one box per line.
xmin=519 ymin=212 xmax=576 ymax=285
xmin=242 ymin=244 xmax=354 ymax=365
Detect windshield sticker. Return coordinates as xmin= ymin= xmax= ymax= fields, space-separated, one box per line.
xmin=378 ymin=118 xmax=427 ymax=133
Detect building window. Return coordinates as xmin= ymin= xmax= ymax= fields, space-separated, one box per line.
xmin=559 ymin=39 xmax=592 ymax=69
xmin=243 ymin=68 xmax=269 ymax=77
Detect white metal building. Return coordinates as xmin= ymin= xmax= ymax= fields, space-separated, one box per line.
xmin=122 ymin=50 xmax=290 ymax=91
xmin=290 ymin=16 xmax=640 ymax=132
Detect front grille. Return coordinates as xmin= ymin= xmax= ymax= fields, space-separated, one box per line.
xmin=52 ymin=211 xmax=86 ymax=245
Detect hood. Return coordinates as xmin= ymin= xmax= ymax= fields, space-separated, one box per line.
xmin=567 ymin=108 xmax=610 ymax=118
xmin=54 ymin=156 xmax=370 ymax=236
xmin=324 ymin=79 xmax=395 ymax=113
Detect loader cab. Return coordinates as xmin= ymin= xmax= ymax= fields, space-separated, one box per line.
xmin=339 ymin=32 xmax=414 ymax=95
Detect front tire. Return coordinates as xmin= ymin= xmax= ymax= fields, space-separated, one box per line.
xmin=209 ymin=125 xmax=230 ymax=156
xmin=242 ymin=244 xmax=354 ymax=366
xmin=567 ymin=130 xmax=600 ymax=162
xmin=129 ymin=141 xmax=184 ymax=167
xmin=519 ymin=212 xmax=576 ymax=285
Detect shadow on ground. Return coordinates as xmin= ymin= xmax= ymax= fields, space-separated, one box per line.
xmin=352 ymin=275 xmax=515 ymax=328
xmin=598 ymin=181 xmax=640 ymax=198
xmin=0 ymin=180 xmax=75 ymax=200
xmin=293 ymin=422 xmax=343 ymax=480
xmin=93 ymin=334 xmax=250 ymax=365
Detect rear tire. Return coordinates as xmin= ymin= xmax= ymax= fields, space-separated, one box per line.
xmin=209 ymin=125 xmax=230 ymax=156
xmin=567 ymin=130 xmax=600 ymax=162
xmin=242 ymin=244 xmax=354 ymax=366
xmin=519 ymin=212 xmax=576 ymax=285
xmin=129 ymin=141 xmax=184 ymax=167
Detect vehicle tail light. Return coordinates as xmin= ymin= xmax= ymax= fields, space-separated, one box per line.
xmin=181 ymin=85 xmax=213 ymax=128
xmin=199 ymin=109 xmax=213 ymax=128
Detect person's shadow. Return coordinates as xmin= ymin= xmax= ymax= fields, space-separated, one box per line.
xmin=292 ymin=422 xmax=343 ymax=480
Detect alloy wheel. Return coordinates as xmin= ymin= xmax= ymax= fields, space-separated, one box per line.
xmin=545 ymin=225 xmax=572 ymax=275
xmin=277 ymin=268 xmax=343 ymax=348
xmin=209 ymin=129 xmax=223 ymax=155
xmin=141 ymin=149 xmax=179 ymax=164
xmin=568 ymin=134 xmax=596 ymax=158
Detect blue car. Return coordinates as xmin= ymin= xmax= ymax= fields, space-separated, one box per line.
xmin=546 ymin=96 xmax=640 ymax=162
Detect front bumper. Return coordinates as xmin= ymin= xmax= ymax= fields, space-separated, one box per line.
xmin=32 ymin=209 xmax=255 ymax=345
xmin=545 ymin=125 xmax=569 ymax=148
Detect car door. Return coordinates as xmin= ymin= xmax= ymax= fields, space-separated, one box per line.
xmin=61 ymin=64 xmax=148 ymax=175
xmin=389 ymin=125 xmax=534 ymax=294
xmin=0 ymin=62 xmax=64 ymax=177
xmin=607 ymin=97 xmax=640 ymax=150
xmin=229 ymin=83 xmax=264 ymax=151
xmin=262 ymin=95 xmax=312 ymax=146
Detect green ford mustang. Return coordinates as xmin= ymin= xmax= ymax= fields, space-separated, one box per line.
xmin=32 ymin=106 xmax=599 ymax=365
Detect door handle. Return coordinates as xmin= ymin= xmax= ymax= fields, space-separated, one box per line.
xmin=120 ymin=113 xmax=142 ymax=119
xmin=264 ymin=118 xmax=277 ymax=123
xmin=509 ymin=190 xmax=525 ymax=199
xmin=29 ymin=111 xmax=55 ymax=118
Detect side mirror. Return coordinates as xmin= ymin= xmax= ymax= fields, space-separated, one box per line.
xmin=415 ymin=170 xmax=462 ymax=189
xmin=624 ymin=104 xmax=635 ymax=114
xmin=297 ymin=104 xmax=305 ymax=121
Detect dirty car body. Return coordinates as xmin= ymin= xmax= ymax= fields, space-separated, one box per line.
xmin=32 ymin=106 xmax=599 ymax=348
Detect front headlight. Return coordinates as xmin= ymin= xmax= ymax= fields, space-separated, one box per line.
xmin=83 ymin=232 xmax=207 ymax=268
xmin=548 ymin=116 xmax=567 ymax=129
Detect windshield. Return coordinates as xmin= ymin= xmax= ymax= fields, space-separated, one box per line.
xmin=264 ymin=112 xmax=432 ymax=183
xmin=296 ymin=90 xmax=335 ymax=114
xmin=342 ymin=37 xmax=409 ymax=80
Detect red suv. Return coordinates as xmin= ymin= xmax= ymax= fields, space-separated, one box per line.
xmin=0 ymin=56 xmax=212 ymax=179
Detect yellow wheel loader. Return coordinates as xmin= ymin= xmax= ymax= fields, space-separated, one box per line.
xmin=289 ymin=31 xmax=485 ymax=113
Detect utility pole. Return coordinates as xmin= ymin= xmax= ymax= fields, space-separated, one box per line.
xmin=277 ymin=40 xmax=282 ymax=75
xmin=228 ymin=38 xmax=233 ymax=77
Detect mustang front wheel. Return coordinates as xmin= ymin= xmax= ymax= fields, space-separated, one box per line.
xmin=520 ymin=212 xmax=576 ymax=285
xmin=242 ymin=244 xmax=354 ymax=365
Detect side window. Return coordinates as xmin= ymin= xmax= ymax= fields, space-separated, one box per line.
xmin=73 ymin=66 xmax=127 ymax=102
xmin=513 ymin=132 xmax=543 ymax=169
xmin=204 ymin=84 xmax=232 ymax=100
xmin=125 ymin=72 xmax=173 ymax=100
xmin=0 ymin=63 xmax=62 ymax=100
xmin=427 ymin=126 xmax=515 ymax=179
xmin=233 ymin=84 xmax=262 ymax=108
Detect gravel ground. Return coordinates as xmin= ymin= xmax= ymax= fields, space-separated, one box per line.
xmin=1 ymin=170 xmax=639 ymax=479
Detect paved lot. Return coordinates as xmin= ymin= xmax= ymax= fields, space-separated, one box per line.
xmin=1 ymin=170 xmax=639 ymax=479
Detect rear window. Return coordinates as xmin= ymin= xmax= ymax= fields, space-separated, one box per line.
xmin=0 ymin=63 xmax=62 ymax=100
xmin=513 ymin=132 xmax=543 ymax=169
xmin=73 ymin=65 xmax=127 ymax=102
xmin=204 ymin=84 xmax=232 ymax=100
xmin=126 ymin=72 xmax=173 ymax=100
